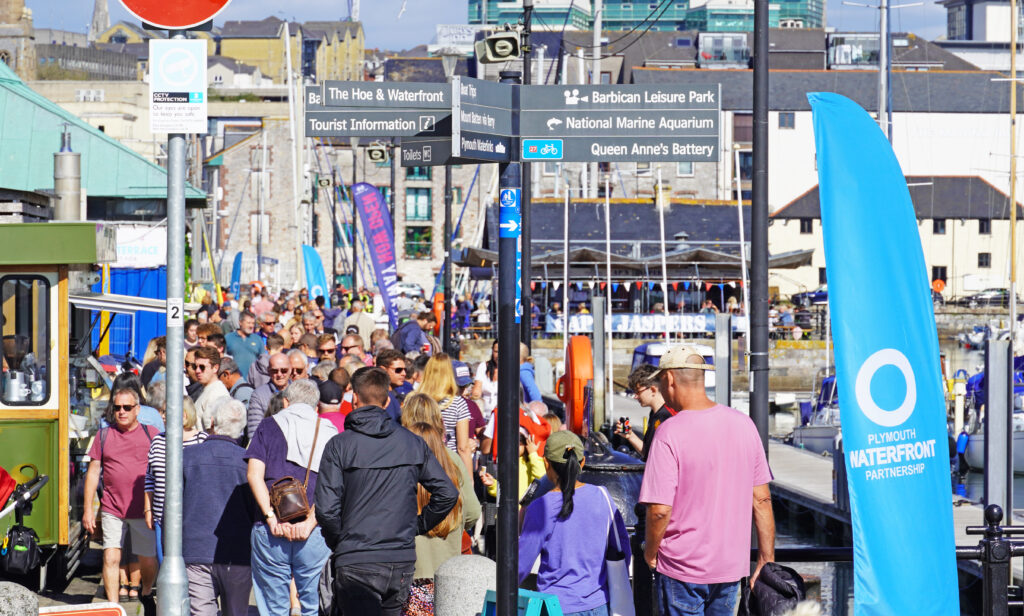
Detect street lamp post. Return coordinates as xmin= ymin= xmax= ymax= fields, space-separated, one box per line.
xmin=438 ymin=47 xmax=461 ymax=355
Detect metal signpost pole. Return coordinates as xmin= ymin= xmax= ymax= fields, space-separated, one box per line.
xmin=158 ymin=30 xmax=189 ymax=616
xmin=752 ymin=0 xmax=771 ymax=453
xmin=521 ymin=0 xmax=534 ymax=346
xmin=390 ymin=143 xmax=397 ymax=238
xmin=351 ymin=138 xmax=359 ymax=291
xmin=444 ymin=163 xmax=453 ymax=352
xmin=496 ymin=70 xmax=522 ymax=616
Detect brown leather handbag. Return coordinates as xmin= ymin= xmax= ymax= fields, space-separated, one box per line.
xmin=269 ymin=416 xmax=322 ymax=522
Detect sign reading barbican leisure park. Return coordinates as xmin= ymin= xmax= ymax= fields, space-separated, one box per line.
xmin=520 ymin=84 xmax=720 ymax=162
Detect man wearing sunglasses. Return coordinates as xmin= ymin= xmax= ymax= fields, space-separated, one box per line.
xmin=194 ymin=346 xmax=230 ymax=431
xmin=246 ymin=353 xmax=291 ymax=441
xmin=83 ymin=387 xmax=158 ymax=612
xmin=375 ymin=349 xmax=413 ymax=402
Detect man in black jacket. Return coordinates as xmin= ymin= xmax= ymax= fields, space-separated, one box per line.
xmin=315 ymin=367 xmax=458 ymax=616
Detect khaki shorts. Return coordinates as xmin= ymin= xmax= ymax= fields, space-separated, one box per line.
xmin=100 ymin=512 xmax=156 ymax=557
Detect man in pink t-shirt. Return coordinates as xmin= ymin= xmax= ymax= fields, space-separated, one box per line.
xmin=639 ymin=345 xmax=775 ymax=616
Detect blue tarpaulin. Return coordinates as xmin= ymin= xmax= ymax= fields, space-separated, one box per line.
xmin=91 ymin=267 xmax=167 ymax=359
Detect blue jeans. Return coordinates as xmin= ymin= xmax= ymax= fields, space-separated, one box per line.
xmin=656 ymin=573 xmax=739 ymax=616
xmin=250 ymin=523 xmax=331 ymax=616
xmin=565 ymin=605 xmax=609 ymax=616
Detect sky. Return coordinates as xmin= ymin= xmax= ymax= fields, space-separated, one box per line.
xmin=26 ymin=0 xmax=948 ymax=51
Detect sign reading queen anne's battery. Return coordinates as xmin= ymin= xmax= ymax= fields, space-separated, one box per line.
xmin=149 ymin=39 xmax=208 ymax=134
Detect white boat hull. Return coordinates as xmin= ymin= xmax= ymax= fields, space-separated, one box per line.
xmin=791 ymin=424 xmax=839 ymax=455
xmin=963 ymin=431 xmax=1024 ymax=474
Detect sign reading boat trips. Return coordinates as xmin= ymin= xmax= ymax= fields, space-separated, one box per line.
xmin=810 ymin=92 xmax=958 ymax=614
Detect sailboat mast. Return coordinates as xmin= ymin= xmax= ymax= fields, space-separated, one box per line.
xmin=1011 ymin=0 xmax=1019 ymax=342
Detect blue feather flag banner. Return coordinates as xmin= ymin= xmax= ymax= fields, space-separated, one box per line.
xmin=809 ymin=92 xmax=958 ymax=614
xmin=302 ymin=245 xmax=330 ymax=308
xmin=229 ymin=252 xmax=242 ymax=297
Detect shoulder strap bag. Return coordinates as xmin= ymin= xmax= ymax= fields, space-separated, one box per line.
xmin=269 ymin=416 xmax=322 ymax=523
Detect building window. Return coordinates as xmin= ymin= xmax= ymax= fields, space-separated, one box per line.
xmin=677 ymin=162 xmax=694 ymax=177
xmin=213 ymin=74 xmax=223 ymax=84
xmin=405 ymin=227 xmax=432 ymax=259
xmin=932 ymin=266 xmax=947 ymax=283
xmin=375 ymin=186 xmax=392 ymax=204
xmin=451 ymin=186 xmax=463 ymax=205
xmin=733 ymin=113 xmax=753 ymax=143
xmin=979 ymin=252 xmax=992 ymax=268
xmin=636 ymin=162 xmax=652 ymax=175
xmin=542 ymin=162 xmax=558 ymax=176
xmin=249 ymin=213 xmax=270 ymax=245
xmin=0 ymin=276 xmax=50 ymax=406
xmin=818 ymin=267 xmax=827 ymax=285
xmin=406 ymin=166 xmax=431 ymax=181
xmin=778 ymin=112 xmax=795 ymax=129
xmin=933 ymin=218 xmax=946 ymax=235
xmin=405 ymin=187 xmax=431 ymax=221
xmin=799 ymin=218 xmax=813 ymax=234
xmin=979 ymin=218 xmax=991 ymax=235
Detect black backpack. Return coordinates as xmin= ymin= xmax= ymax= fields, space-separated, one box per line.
xmin=0 ymin=525 xmax=40 ymax=575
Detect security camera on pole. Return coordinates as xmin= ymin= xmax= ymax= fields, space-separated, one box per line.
xmin=119 ymin=2 xmax=232 ymax=615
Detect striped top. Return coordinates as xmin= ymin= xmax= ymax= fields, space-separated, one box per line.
xmin=438 ymin=396 xmax=470 ymax=453
xmin=144 ymin=431 xmax=207 ymax=522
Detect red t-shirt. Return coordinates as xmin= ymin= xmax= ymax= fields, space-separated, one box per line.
xmin=88 ymin=423 xmax=154 ymax=519
xmin=320 ymin=411 xmax=347 ymax=433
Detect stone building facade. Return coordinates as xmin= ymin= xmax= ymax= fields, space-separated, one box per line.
xmin=212 ymin=119 xmax=496 ymax=292
xmin=0 ymin=0 xmax=35 ymax=82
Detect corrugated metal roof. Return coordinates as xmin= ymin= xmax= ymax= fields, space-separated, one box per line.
xmin=0 ymin=62 xmax=204 ymax=200
xmin=631 ymin=67 xmax=1024 ymax=113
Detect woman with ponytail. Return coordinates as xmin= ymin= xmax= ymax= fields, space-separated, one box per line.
xmin=518 ymin=432 xmax=631 ymax=616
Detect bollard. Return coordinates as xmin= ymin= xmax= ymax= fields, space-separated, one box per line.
xmin=435 ymin=554 xmax=497 ymax=616
xmin=981 ymin=505 xmax=1011 ymax=616
xmin=0 ymin=581 xmax=38 ymax=616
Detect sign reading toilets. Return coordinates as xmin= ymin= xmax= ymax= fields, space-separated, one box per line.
xmin=809 ymin=92 xmax=958 ymax=615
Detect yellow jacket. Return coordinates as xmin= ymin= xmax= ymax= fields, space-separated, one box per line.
xmin=487 ymin=451 xmax=547 ymax=504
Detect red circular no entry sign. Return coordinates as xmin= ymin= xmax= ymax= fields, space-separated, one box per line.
xmin=118 ymin=0 xmax=233 ymax=30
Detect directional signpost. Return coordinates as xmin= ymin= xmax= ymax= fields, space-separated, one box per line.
xmin=451 ymin=76 xmax=514 ymax=163
xmin=519 ymin=84 xmax=721 ymax=162
xmin=499 ymin=187 xmax=523 ymax=323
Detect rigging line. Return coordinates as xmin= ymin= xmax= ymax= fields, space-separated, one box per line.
xmin=557 ymin=0 xmax=674 ymax=50
xmin=590 ymin=0 xmax=675 ymax=60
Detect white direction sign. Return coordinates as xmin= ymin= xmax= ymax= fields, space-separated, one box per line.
xmin=149 ymin=39 xmax=207 ymax=134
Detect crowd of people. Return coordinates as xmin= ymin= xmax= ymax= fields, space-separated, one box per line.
xmin=81 ymin=282 xmax=775 ymax=616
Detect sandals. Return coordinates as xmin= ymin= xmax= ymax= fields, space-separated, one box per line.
xmin=127 ymin=585 xmax=141 ymax=601
xmin=118 ymin=584 xmax=130 ymax=600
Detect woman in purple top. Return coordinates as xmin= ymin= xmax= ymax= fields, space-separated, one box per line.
xmin=518 ymin=431 xmax=631 ymax=616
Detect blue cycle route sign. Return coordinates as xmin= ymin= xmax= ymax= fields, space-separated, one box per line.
xmin=521 ymin=139 xmax=563 ymax=161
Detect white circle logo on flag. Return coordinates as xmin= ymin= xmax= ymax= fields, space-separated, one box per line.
xmin=854 ymin=348 xmax=916 ymax=427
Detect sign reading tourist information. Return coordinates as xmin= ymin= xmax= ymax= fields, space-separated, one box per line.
xmin=149 ymin=39 xmax=207 ymax=134
xmin=520 ymin=84 xmax=721 ymax=162
xmin=119 ymin=0 xmax=232 ymax=30
xmin=306 ymin=81 xmax=452 ymax=138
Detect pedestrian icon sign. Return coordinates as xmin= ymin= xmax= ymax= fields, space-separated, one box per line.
xmin=500 ymin=189 xmax=519 ymax=208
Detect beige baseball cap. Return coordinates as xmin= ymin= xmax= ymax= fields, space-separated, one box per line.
xmin=652 ymin=345 xmax=713 ymax=378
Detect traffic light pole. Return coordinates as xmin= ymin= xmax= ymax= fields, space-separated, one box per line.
xmin=497 ymin=69 xmax=523 ymax=616
xmin=520 ymin=0 xmax=534 ymax=346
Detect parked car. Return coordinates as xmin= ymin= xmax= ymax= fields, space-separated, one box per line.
xmin=959 ymin=288 xmax=1020 ymax=308
xmin=791 ymin=285 xmax=827 ymax=307
xmin=393 ymin=281 xmax=425 ymax=298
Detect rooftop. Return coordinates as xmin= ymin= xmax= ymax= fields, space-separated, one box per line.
xmin=772 ymin=176 xmax=1023 ymax=219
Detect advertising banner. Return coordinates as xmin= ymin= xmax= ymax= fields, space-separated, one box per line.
xmin=352 ymin=183 xmax=400 ymax=329
xmin=809 ymin=92 xmax=958 ymax=615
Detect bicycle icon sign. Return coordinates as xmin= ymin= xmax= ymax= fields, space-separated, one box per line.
xmin=522 ymin=139 xmax=563 ymax=161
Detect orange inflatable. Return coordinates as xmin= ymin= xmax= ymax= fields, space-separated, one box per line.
xmin=432 ymin=292 xmax=445 ymax=336
xmin=557 ymin=335 xmax=594 ymax=435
